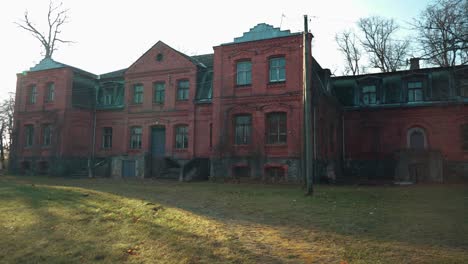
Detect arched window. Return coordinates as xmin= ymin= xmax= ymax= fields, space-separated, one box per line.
xmin=407 ymin=127 xmax=427 ymax=150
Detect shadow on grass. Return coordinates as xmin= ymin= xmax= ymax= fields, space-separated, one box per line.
xmin=2 ymin=176 xmax=468 ymax=263
xmin=0 ymin=180 xmax=288 ymax=264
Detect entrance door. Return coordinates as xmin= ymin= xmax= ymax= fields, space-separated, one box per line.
xmin=151 ymin=126 xmax=166 ymax=177
xmin=151 ymin=126 xmax=166 ymax=157
xmin=122 ymin=160 xmax=136 ymax=177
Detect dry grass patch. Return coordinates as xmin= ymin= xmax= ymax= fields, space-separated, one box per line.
xmin=0 ymin=176 xmax=467 ymax=263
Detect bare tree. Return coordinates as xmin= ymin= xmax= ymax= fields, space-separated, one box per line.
xmin=335 ymin=30 xmax=362 ymax=75
xmin=358 ymin=16 xmax=410 ymax=72
xmin=16 ymin=1 xmax=72 ymax=59
xmin=414 ymin=0 xmax=468 ymax=66
xmin=0 ymin=94 xmax=15 ymax=169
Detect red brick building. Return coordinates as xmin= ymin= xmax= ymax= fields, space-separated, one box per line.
xmin=12 ymin=24 xmax=468 ymax=182
xmin=333 ymin=63 xmax=468 ymax=182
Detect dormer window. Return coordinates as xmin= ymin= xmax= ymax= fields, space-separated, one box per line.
xmin=408 ymin=81 xmax=423 ymax=102
xmin=362 ymin=85 xmax=376 ymax=105
xmin=460 ymin=79 xmax=468 ymax=97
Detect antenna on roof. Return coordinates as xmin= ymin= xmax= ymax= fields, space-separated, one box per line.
xmin=280 ymin=13 xmax=286 ymax=28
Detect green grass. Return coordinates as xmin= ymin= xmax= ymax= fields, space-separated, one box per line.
xmin=0 ymin=176 xmax=467 ymax=263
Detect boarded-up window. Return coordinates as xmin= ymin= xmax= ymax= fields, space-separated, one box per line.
xmin=265 ymin=167 xmax=285 ymax=182
xmin=408 ymin=128 xmax=427 ymax=150
xmin=233 ymin=166 xmax=250 ymax=178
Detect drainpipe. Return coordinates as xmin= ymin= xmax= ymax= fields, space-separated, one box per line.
xmin=342 ymin=114 xmax=345 ymax=160
xmin=88 ymin=83 xmax=98 ymax=178
xmin=303 ymin=15 xmax=313 ymax=195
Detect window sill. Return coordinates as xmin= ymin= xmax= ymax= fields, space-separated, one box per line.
xmin=267 ymin=81 xmax=286 ymax=88
xmin=235 ymin=84 xmax=252 ymax=89
xmin=174 ymin=148 xmax=188 ymax=152
xmin=265 ymin=143 xmax=287 ymax=147
xmin=233 ymin=144 xmax=250 ymax=147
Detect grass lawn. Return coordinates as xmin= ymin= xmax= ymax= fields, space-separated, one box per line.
xmin=0 ymin=175 xmax=467 ymax=264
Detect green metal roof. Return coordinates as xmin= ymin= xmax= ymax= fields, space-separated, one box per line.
xmin=231 ymin=23 xmax=296 ymax=44
xmin=28 ymin=57 xmax=97 ymax=78
xmin=29 ymin=58 xmax=68 ymax=72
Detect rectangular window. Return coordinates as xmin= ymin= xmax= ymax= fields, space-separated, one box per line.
xmin=462 ymin=124 xmax=468 ymax=151
xmin=130 ymin=126 xmax=142 ymax=149
xmin=25 ymin=125 xmax=34 ymax=147
xmin=29 ymin=85 xmax=37 ymax=104
xmin=42 ymin=124 xmax=52 ymax=146
xmin=102 ymin=127 xmax=112 ymax=149
xmin=362 ymin=85 xmax=377 ymax=105
xmin=408 ymin=81 xmax=423 ymax=102
xmin=45 ymin=83 xmax=55 ymax=102
xmin=177 ymin=80 xmax=189 ymax=101
xmin=133 ymin=84 xmax=143 ymax=104
xmin=236 ymin=61 xmax=252 ymax=85
xmin=175 ymin=125 xmax=188 ymax=149
xmin=269 ymin=57 xmax=286 ymax=82
xmin=267 ymin=112 xmax=287 ymax=144
xmin=234 ymin=115 xmax=252 ymax=145
xmin=103 ymin=88 xmax=113 ymax=105
xmin=153 ymin=82 xmax=165 ymax=104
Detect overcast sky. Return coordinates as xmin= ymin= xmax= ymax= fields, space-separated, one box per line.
xmin=0 ymin=0 xmax=433 ymax=100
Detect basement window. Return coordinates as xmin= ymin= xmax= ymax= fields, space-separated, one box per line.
xmin=265 ymin=167 xmax=285 ymax=183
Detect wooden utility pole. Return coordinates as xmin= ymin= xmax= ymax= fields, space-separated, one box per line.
xmin=303 ymin=15 xmax=314 ymax=195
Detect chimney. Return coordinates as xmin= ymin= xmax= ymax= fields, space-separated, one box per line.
xmin=410 ymin=58 xmax=420 ymax=70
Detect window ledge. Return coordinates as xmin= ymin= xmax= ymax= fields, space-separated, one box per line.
xmin=174 ymin=148 xmax=188 ymax=152
xmin=236 ymin=84 xmax=252 ymax=89
xmin=233 ymin=144 xmax=250 ymax=147
xmin=266 ymin=143 xmax=287 ymax=146
xmin=267 ymin=81 xmax=286 ymax=88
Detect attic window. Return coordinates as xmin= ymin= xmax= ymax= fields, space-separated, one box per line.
xmin=156 ymin=53 xmax=163 ymax=62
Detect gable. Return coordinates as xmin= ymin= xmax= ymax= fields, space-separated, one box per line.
xmin=125 ymin=41 xmax=198 ymax=76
